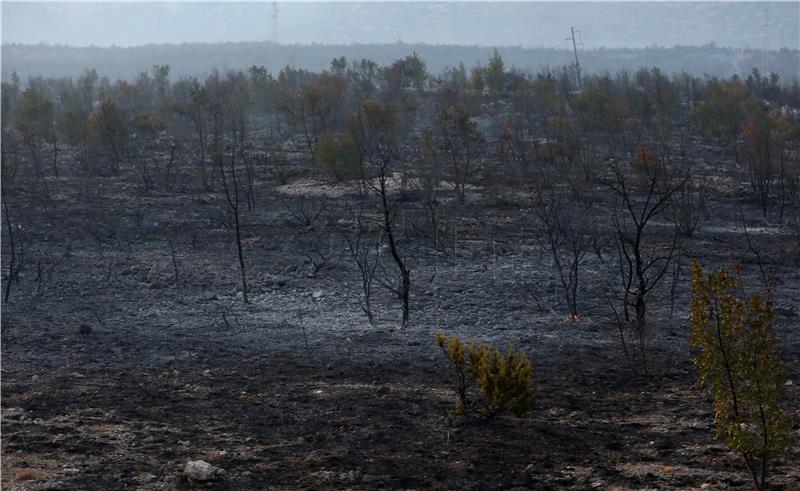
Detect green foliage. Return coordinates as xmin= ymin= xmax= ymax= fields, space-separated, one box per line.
xmin=485 ymin=49 xmax=505 ymax=97
xmin=468 ymin=342 xmax=535 ymax=417
xmin=435 ymin=331 xmax=535 ymax=425
xmin=691 ymin=79 xmax=752 ymax=140
xmin=88 ymin=100 xmax=127 ymax=171
xmin=312 ymin=133 xmax=361 ymax=182
xmin=689 ymin=260 xmax=792 ymax=490
xmin=12 ymin=87 xmax=54 ymax=149
xmin=573 ymin=77 xmax=629 ymax=133
xmin=383 ymin=52 xmax=427 ymax=93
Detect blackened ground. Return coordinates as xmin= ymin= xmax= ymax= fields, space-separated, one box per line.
xmin=2 ymin=155 xmax=799 ymax=490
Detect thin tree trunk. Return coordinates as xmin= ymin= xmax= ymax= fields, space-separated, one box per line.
xmin=3 ymin=192 xmax=16 ymax=303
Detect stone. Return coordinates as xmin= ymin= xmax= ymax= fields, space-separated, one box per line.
xmin=185 ymin=460 xmax=226 ymax=483
xmin=268 ymin=275 xmax=291 ymax=287
xmin=312 ymin=290 xmax=328 ymax=300
xmin=79 ymin=324 xmax=92 ymax=335
xmin=361 ymin=474 xmax=383 ymax=484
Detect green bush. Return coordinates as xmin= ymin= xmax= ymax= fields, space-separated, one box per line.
xmin=689 ymin=260 xmax=791 ymax=490
xmin=312 ymin=133 xmax=361 ymax=182
xmin=435 ymin=331 xmax=535 ymax=425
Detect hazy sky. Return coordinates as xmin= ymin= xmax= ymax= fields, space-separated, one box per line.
xmin=2 ymin=2 xmax=799 ymax=49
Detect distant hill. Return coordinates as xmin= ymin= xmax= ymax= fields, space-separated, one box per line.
xmin=2 ymin=2 xmax=798 ymax=50
xmin=2 ymin=42 xmax=799 ymax=83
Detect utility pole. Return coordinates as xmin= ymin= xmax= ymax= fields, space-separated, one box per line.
xmin=761 ymin=6 xmax=769 ymax=74
xmin=566 ymin=26 xmax=583 ymax=90
xmin=272 ymin=1 xmax=279 ymax=45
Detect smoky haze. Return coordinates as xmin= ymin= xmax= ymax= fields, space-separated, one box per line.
xmin=2 ymin=2 xmax=799 ymax=49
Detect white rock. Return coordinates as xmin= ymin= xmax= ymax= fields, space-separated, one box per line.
xmin=185 ymin=460 xmax=226 ymax=482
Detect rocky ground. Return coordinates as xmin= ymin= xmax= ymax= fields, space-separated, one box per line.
xmin=2 ymin=156 xmax=799 ymax=490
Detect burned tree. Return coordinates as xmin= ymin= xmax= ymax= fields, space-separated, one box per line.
xmin=210 ymin=72 xmax=252 ymax=304
xmin=602 ymin=152 xmax=686 ymax=373
xmin=2 ymin=189 xmax=25 ymax=304
xmin=345 ymin=205 xmax=381 ymax=324
xmin=351 ymin=100 xmax=411 ymax=327
xmin=532 ymin=187 xmax=594 ymax=320
xmin=671 ymin=173 xmax=708 ymax=238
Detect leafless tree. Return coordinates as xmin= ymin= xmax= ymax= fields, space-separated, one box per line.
xmin=671 ymin=173 xmax=708 ymax=238
xmin=416 ymin=129 xmax=444 ymax=249
xmin=371 ymin=160 xmax=411 ymax=327
xmin=284 ymin=196 xmax=324 ymax=228
xmin=602 ymin=156 xmax=686 ymax=374
xmin=740 ymin=211 xmax=777 ymax=292
xmin=298 ymin=231 xmax=335 ymax=278
xmin=2 ymin=191 xmax=25 ymax=303
xmin=33 ymin=244 xmax=71 ymax=295
xmin=353 ymin=100 xmax=411 ymax=327
xmin=345 ymin=207 xmax=381 ymax=324
xmin=208 ymin=71 xmax=253 ymax=304
xmin=532 ymin=187 xmax=594 ymax=319
xmin=167 ymin=235 xmax=182 ymax=292
xmin=241 ymin=144 xmax=257 ymax=211
xmin=218 ymin=143 xmax=249 ymax=303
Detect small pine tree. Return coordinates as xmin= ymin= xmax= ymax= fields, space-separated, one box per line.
xmin=689 ymin=260 xmax=791 ymax=490
xmin=468 ymin=342 xmax=535 ymax=417
xmin=435 ymin=331 xmax=535 ymax=425
xmin=435 ymin=331 xmax=472 ymax=424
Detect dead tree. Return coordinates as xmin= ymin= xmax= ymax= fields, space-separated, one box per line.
xmin=241 ymin=147 xmax=257 ymax=211
xmin=208 ymin=72 xmax=253 ymax=304
xmin=417 ymin=129 xmax=444 ymax=250
xmin=284 ymin=196 xmax=324 ymax=228
xmin=298 ymin=231 xmax=334 ymax=278
xmin=218 ymin=144 xmax=249 ymax=304
xmin=50 ymin=111 xmax=59 ymax=178
xmin=533 ymin=187 xmax=593 ymax=320
xmin=602 ymin=157 xmax=685 ymax=374
xmin=671 ymin=173 xmax=708 ymax=238
xmin=33 ymin=243 xmax=71 ymax=294
xmin=2 ymin=191 xmax=25 ymax=303
xmin=167 ymin=235 xmax=182 ymax=292
xmin=345 ymin=206 xmax=381 ymax=324
xmin=370 ymin=159 xmax=411 ymax=327
xmin=353 ymin=100 xmax=411 ymax=327
xmin=740 ymin=211 xmax=777 ymax=292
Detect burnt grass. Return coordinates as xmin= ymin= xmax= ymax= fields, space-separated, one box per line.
xmin=2 ymin=144 xmax=799 ymax=490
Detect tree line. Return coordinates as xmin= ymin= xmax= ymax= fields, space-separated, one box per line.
xmin=2 ymin=51 xmax=799 ymax=331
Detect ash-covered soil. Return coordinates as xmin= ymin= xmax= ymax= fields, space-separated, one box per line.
xmin=2 ymin=158 xmax=799 ymax=490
